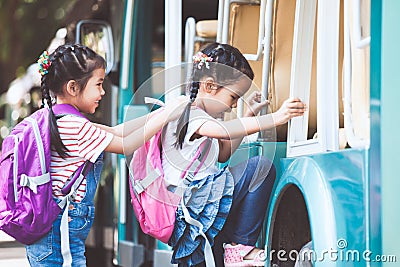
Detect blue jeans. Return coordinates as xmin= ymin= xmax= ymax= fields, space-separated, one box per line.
xmin=25 ymin=154 xmax=104 ymax=267
xmin=213 ymin=156 xmax=276 ymax=267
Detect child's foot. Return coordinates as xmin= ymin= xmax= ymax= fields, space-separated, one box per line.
xmin=223 ymin=243 xmax=266 ymax=266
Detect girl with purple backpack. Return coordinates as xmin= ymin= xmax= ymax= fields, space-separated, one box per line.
xmin=161 ymin=43 xmax=306 ymax=267
xmin=26 ymin=44 xmax=188 ymax=267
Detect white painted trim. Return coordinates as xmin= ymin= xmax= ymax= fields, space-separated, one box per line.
xmin=287 ymin=0 xmax=340 ymax=157
xmin=287 ymin=0 xmax=317 ymax=152
xmin=316 ymin=0 xmax=340 ymax=152
xmin=165 ymin=0 xmax=182 ymax=102
xmin=343 ymin=0 xmax=370 ymax=149
xmin=121 ymin=0 xmax=134 ymax=90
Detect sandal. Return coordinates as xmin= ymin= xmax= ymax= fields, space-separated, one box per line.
xmin=223 ymin=243 xmax=266 ymax=267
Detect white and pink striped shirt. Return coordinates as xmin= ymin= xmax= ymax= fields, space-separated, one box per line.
xmin=51 ymin=115 xmax=113 ymax=202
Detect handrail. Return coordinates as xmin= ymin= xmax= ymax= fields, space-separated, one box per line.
xmin=218 ymin=0 xmax=272 ymax=120
xmin=220 ymin=0 xmax=263 ymax=47
xmin=222 ymin=0 xmax=230 ymax=43
xmin=243 ymin=0 xmax=267 ymax=61
xmin=184 ymin=17 xmax=196 ymax=64
xmin=233 ymin=0 xmax=268 ymax=117
xmin=343 ymin=0 xmax=370 ymax=149
xmin=260 ymin=0 xmax=273 ymax=100
xmin=353 ymin=0 xmax=370 ymax=48
xmin=217 ymin=0 xmax=225 ymax=42
xmin=256 ymin=0 xmax=274 ymax=141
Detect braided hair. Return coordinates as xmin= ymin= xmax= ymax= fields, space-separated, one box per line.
xmin=40 ymin=44 xmax=106 ymax=158
xmin=175 ymin=42 xmax=254 ymax=148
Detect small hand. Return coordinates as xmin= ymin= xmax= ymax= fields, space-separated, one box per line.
xmin=245 ymin=91 xmax=269 ymax=117
xmin=273 ymin=97 xmax=307 ymax=125
xmin=164 ymin=95 xmax=190 ymax=121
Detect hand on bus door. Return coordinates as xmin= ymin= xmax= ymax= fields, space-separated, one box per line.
xmin=272 ymin=98 xmax=307 ymax=126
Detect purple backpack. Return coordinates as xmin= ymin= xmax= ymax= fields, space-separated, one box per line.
xmin=0 ymin=104 xmax=88 ymax=244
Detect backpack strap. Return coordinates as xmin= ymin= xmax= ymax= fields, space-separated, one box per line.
xmin=12 ymin=136 xmax=19 ymax=202
xmin=57 ymin=161 xmax=93 ymax=267
xmin=56 ymin=161 xmax=93 ymax=210
xmin=60 ymin=161 xmax=93 ymax=195
xmin=19 ymin=173 xmax=51 ymax=195
xmin=180 ymin=197 xmax=215 ymax=267
xmin=52 ymin=104 xmax=87 ymax=119
xmin=177 ymin=139 xmax=215 ymax=267
xmin=180 ymin=138 xmax=212 ymax=184
xmin=16 ymin=117 xmax=51 ymax=200
xmin=132 ymin=168 xmax=162 ymax=195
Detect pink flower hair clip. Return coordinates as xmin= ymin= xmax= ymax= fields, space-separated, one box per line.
xmin=193 ymin=51 xmax=213 ymax=69
xmin=37 ymin=50 xmax=51 ymax=76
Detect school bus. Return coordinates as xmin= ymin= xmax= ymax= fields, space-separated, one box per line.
xmin=2 ymin=0 xmax=399 ymax=266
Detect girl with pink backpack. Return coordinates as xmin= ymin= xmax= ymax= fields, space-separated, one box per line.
xmin=24 ymin=44 xmax=188 ymax=267
xmin=162 ymin=43 xmax=306 ymax=267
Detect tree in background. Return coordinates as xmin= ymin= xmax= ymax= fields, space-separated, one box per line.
xmin=0 ymin=0 xmax=110 ymax=144
xmin=0 ymin=0 xmax=73 ymax=94
xmin=0 ymin=0 xmax=110 ymax=95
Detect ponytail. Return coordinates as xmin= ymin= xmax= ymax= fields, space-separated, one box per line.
xmin=41 ymin=75 xmax=68 ymax=158
xmin=175 ymin=81 xmax=199 ymax=149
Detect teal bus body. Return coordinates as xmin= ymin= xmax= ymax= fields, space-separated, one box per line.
xmin=378 ymin=0 xmax=400 ymax=264
xmin=270 ymin=148 xmax=369 ymax=266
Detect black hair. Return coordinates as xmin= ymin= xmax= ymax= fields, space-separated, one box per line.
xmin=40 ymin=44 xmax=106 ymax=158
xmin=175 ymin=42 xmax=254 ymax=148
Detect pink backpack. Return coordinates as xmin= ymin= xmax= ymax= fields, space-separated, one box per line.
xmin=128 ymin=118 xmax=211 ymax=243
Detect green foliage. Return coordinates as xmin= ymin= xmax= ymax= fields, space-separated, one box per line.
xmin=0 ymin=0 xmax=77 ymax=94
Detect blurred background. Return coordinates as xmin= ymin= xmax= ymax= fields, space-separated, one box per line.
xmin=0 ymin=2 xmax=121 ymax=265
xmin=0 ymin=0 xmax=117 ymax=144
xmin=0 ymin=1 xmax=218 ymax=266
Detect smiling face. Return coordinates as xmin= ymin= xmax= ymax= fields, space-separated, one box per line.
xmin=76 ymin=68 xmax=106 ymax=114
xmin=197 ymin=76 xmax=252 ymax=118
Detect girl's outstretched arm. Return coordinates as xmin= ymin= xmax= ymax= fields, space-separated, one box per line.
xmin=199 ymin=98 xmax=306 ymax=161
xmin=103 ymin=96 xmax=189 ymax=155
xmin=218 ymin=91 xmax=269 ymax=162
xmin=93 ymin=115 xmax=148 ymax=137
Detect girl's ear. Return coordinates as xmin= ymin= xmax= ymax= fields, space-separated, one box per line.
xmin=65 ymin=80 xmax=79 ymax=96
xmin=203 ymin=77 xmax=217 ymax=94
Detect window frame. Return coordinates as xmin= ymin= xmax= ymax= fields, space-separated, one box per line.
xmin=286 ymin=0 xmax=340 ymax=157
